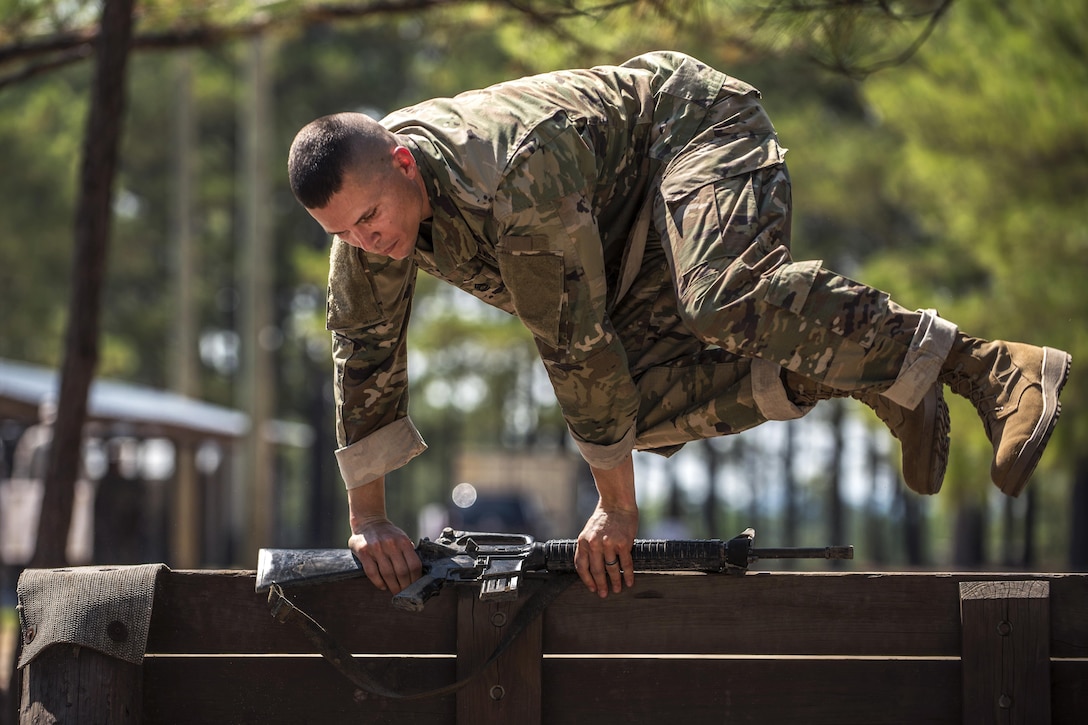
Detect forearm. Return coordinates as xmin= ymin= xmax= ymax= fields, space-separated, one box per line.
xmin=347 ymin=476 xmax=389 ymax=533
xmin=589 ymin=454 xmax=637 ymax=511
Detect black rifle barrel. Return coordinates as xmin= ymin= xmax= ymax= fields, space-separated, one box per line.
xmin=753 ymin=546 xmax=854 ymax=560
xmin=538 ymin=539 xmax=852 ymax=573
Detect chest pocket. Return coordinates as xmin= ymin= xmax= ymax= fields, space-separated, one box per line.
xmin=497 ymin=235 xmax=565 ymax=348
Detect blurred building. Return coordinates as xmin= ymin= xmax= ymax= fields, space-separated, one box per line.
xmin=0 ymin=358 xmax=309 ymax=570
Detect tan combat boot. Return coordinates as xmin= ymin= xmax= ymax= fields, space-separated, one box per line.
xmin=939 ymin=337 xmax=1071 ymax=496
xmin=785 ymin=372 xmax=950 ymax=495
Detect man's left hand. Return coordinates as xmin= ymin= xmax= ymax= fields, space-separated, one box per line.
xmin=576 ymin=454 xmax=639 ymax=597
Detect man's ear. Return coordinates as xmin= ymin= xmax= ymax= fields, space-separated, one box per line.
xmin=391 ymin=145 xmax=415 ymax=175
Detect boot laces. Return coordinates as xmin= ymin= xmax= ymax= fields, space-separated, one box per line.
xmin=939 ymin=366 xmax=1007 ymax=441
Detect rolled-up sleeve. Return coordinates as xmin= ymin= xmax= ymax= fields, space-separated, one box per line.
xmin=334 ymin=417 xmax=427 ymax=489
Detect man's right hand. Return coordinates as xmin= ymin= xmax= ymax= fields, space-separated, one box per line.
xmin=346 ymin=477 xmax=422 ymax=595
xmin=348 ymin=517 xmax=422 ymax=595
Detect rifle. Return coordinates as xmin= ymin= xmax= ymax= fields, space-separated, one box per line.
xmin=257 ymin=527 xmax=853 ymax=612
xmin=259 ymin=528 xmax=853 ymax=699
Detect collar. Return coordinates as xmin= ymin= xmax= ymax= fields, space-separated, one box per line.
xmin=404 ymin=136 xmax=480 ymax=276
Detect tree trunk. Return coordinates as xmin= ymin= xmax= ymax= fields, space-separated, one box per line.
xmin=32 ymin=0 xmax=136 ymax=568
xmin=1069 ymin=454 xmax=1088 ymax=570
xmin=701 ymin=439 xmax=719 ymax=537
xmin=782 ymin=421 xmax=797 ymax=547
xmin=953 ymin=501 xmax=987 ymax=568
xmin=827 ymin=400 xmax=846 ymax=565
xmin=238 ymin=35 xmax=276 ymax=556
xmin=1001 ymin=495 xmax=1016 ymax=568
xmin=1022 ymin=486 xmax=1036 ymax=568
xmin=865 ymin=428 xmax=887 ymax=565
xmin=896 ymin=471 xmax=927 ymax=566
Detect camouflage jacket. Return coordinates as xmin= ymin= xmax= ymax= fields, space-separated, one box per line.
xmin=327 ymin=51 xmax=782 ymax=488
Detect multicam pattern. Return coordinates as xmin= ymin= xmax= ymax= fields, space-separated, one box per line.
xmin=327 ymin=51 xmax=919 ymax=477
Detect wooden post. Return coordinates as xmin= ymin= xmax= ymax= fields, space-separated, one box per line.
xmin=456 ymin=584 xmax=543 ymax=725
xmin=960 ymin=580 xmax=1051 ymax=724
xmin=20 ymin=646 xmax=141 ymax=724
xmin=170 ymin=440 xmax=201 ymax=568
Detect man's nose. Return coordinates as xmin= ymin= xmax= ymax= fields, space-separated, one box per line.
xmin=345 ymin=227 xmax=378 ymax=250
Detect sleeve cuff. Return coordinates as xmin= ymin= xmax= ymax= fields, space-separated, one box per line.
xmin=334 ymin=417 xmax=427 ymax=490
xmin=569 ymin=425 xmax=637 ymax=470
xmin=880 ymin=308 xmax=958 ymax=410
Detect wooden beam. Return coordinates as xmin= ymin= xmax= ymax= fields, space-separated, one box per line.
xmin=960 ymin=580 xmax=1051 ymax=724
xmin=20 ymin=645 xmax=141 ymax=723
xmin=456 ymin=583 xmax=543 ymax=725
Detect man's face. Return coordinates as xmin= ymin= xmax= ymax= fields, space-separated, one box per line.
xmin=307 ymin=146 xmax=431 ymax=260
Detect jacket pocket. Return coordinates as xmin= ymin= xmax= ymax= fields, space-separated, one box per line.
xmin=326 ymin=243 xmax=386 ymax=330
xmin=497 ymin=236 xmax=565 ymax=348
xmin=326 ymin=242 xmax=417 ymax=332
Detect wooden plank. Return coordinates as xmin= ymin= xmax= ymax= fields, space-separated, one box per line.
xmin=21 ymin=645 xmax=141 ymax=724
xmin=543 ymin=572 xmax=1088 ymax=657
xmin=1048 ymin=573 xmax=1088 ymax=657
xmin=1052 ymin=659 xmax=1088 ymax=725
xmin=148 ymin=570 xmax=456 ymax=655
xmin=22 ymin=569 xmax=1083 ymax=725
xmin=960 ymin=580 xmax=1051 ymax=725
xmin=142 ymin=655 xmax=456 ymax=725
xmin=540 ymin=657 xmax=962 ymax=724
xmin=455 ymin=582 xmax=544 ymax=725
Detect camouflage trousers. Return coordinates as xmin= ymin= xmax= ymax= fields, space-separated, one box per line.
xmin=617 ymin=89 xmax=956 ymax=455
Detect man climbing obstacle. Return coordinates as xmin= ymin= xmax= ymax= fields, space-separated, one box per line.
xmin=288 ymin=51 xmax=1070 ymax=599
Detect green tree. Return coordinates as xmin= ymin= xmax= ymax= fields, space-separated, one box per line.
xmin=859 ymin=0 xmax=1087 ymax=566
xmin=1 ymin=0 xmax=692 ymax=562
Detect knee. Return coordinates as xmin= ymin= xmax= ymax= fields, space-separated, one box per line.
xmin=674 ymin=242 xmax=797 ymax=345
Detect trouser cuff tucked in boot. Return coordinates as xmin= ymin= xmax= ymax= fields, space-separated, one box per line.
xmin=881 ymin=309 xmax=958 ymax=410
xmin=752 ymin=358 xmax=812 ymax=421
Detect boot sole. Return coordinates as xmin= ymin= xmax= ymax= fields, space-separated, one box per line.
xmin=902 ymin=384 xmax=949 ymax=495
xmin=1000 ymin=346 xmax=1071 ymax=496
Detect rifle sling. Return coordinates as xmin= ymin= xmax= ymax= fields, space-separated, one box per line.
xmin=267 ymin=573 xmax=577 ymax=700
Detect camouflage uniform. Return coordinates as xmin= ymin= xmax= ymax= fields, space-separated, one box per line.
xmin=328 ymin=51 xmax=957 ymax=489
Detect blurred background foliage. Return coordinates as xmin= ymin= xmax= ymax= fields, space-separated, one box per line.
xmin=0 ymin=0 xmax=1084 ymax=569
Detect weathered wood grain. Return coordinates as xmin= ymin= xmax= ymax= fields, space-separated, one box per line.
xmin=960 ymin=580 xmax=1051 ymax=724
xmin=142 ymin=656 xmax=455 ymax=725
xmin=21 ymin=645 xmax=141 ymax=724
xmin=146 ymin=570 xmax=1088 ymax=657
xmin=543 ymin=572 xmax=1088 ymax=657
xmin=455 ymin=583 xmax=544 ymax=725
xmin=541 ymin=658 xmax=962 ymax=725
xmin=147 ymin=569 xmax=457 ymax=655
xmin=20 ymin=569 xmax=1088 ymax=724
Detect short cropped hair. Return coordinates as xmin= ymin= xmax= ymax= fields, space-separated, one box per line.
xmin=288 ymin=112 xmax=395 ymax=209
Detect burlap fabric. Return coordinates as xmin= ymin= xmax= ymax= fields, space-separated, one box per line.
xmin=17 ymin=563 xmax=164 ymax=667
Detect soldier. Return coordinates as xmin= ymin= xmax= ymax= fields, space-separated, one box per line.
xmin=288 ymin=51 xmax=1070 ymax=599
